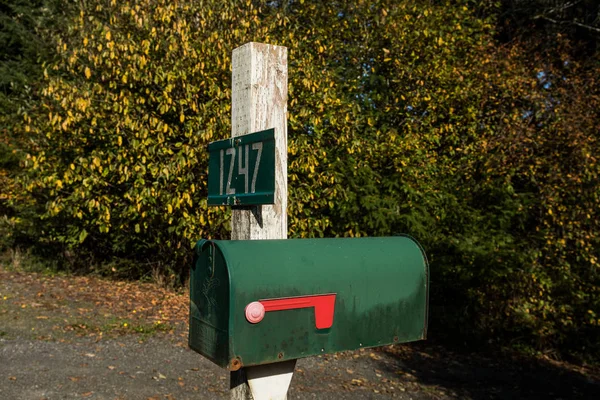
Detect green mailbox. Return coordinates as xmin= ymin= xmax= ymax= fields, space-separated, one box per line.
xmin=189 ymin=236 xmax=428 ymax=370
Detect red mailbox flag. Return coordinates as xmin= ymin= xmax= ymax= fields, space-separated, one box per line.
xmin=245 ymin=294 xmax=336 ymax=329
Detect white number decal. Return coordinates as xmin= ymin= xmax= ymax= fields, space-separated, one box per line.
xmin=225 ymin=148 xmax=236 ymax=195
xmin=220 ymin=141 xmax=263 ymax=196
xmin=238 ymin=145 xmax=249 ymax=193
xmin=219 ymin=149 xmax=224 ymax=195
xmin=251 ymin=142 xmax=263 ymax=193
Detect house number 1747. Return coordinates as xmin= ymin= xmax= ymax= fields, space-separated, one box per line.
xmin=219 ymin=143 xmax=263 ymax=196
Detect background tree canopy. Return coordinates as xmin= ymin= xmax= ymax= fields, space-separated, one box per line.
xmin=1 ymin=0 xmax=598 ymax=362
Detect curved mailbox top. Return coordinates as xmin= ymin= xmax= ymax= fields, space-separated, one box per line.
xmin=189 ymin=236 xmax=428 ymax=369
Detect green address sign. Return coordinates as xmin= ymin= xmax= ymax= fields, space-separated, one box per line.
xmin=207 ymin=129 xmax=275 ymax=206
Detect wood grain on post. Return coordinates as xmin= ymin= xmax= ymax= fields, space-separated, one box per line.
xmin=231 ymin=42 xmax=288 ymax=240
xmin=229 ymin=42 xmax=290 ymax=400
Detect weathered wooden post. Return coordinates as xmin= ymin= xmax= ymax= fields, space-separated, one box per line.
xmin=229 ymin=42 xmax=294 ymax=400
xmin=230 ymin=42 xmax=288 ymax=241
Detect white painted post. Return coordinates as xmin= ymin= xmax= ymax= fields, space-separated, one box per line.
xmin=229 ymin=42 xmax=295 ymax=400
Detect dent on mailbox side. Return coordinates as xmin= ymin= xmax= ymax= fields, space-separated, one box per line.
xmin=189 ymin=236 xmax=429 ymax=370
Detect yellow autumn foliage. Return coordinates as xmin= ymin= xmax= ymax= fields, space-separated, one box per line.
xmin=6 ymin=0 xmax=599 ymax=360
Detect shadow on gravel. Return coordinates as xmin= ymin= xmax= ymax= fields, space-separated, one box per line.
xmin=378 ymin=342 xmax=600 ymax=400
